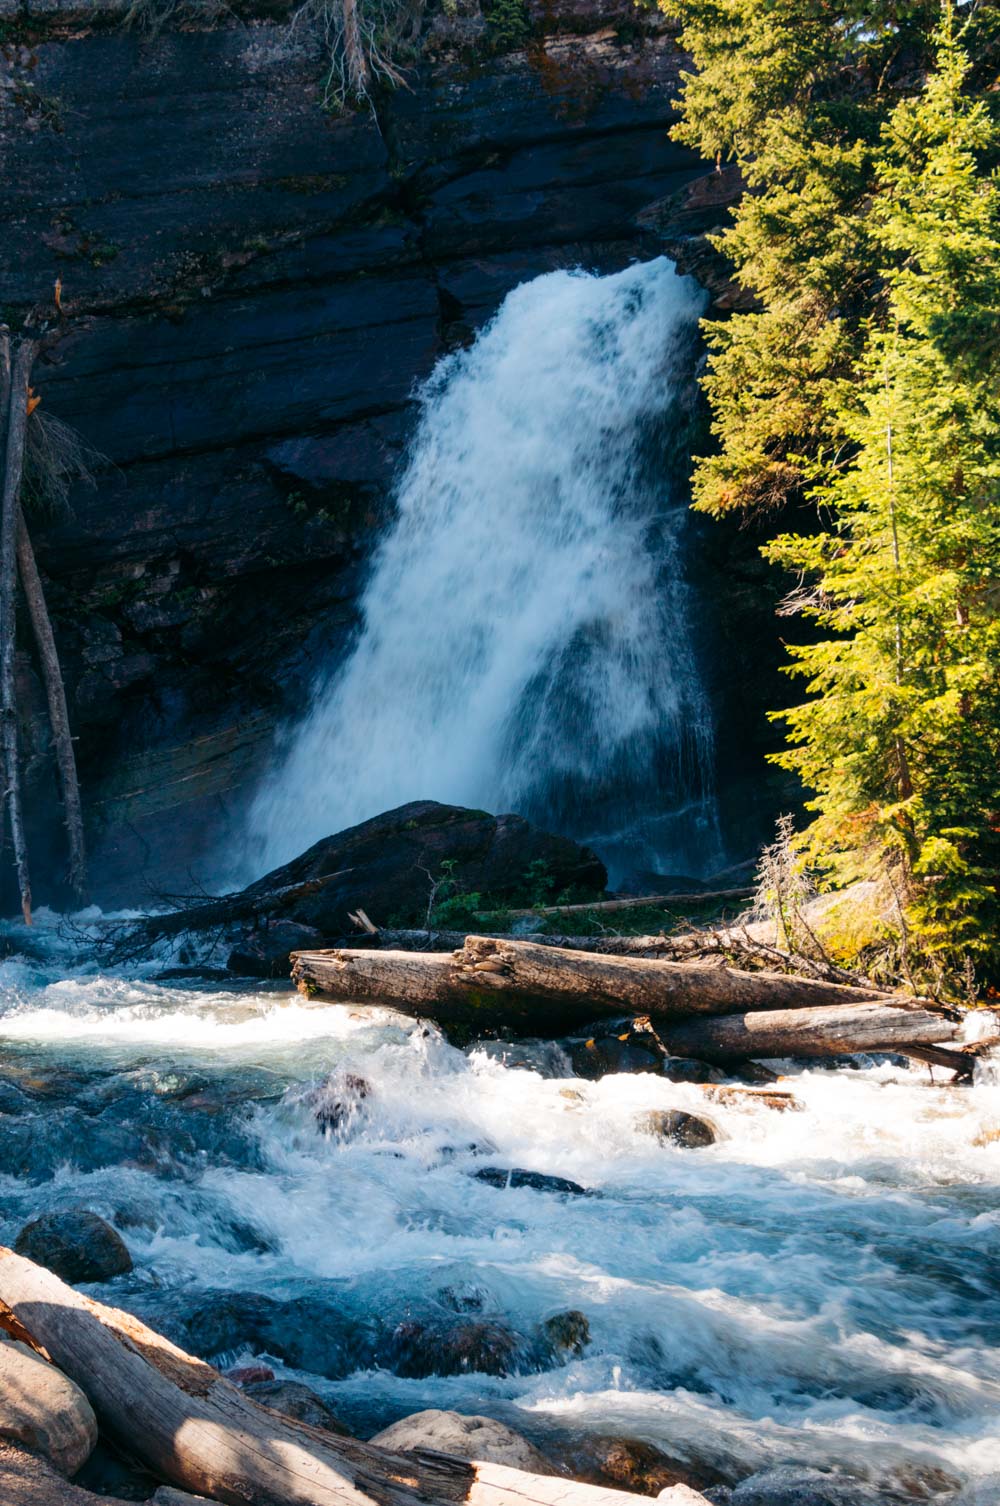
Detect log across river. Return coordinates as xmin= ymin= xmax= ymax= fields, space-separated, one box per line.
xmin=291 ymin=935 xmax=963 ymax=1060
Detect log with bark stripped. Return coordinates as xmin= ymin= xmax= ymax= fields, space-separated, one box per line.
xmin=291 ymin=934 xmax=891 ymax=1036
xmin=0 ymin=1249 xmax=708 ymax=1506
xmin=660 ymin=1002 xmax=975 ymax=1063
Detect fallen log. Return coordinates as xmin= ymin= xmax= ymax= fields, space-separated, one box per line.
xmin=0 ymin=1249 xmax=707 ymax=1506
xmin=660 ymin=1002 xmax=973 ymax=1062
xmin=504 ymin=889 xmax=753 ymax=918
xmin=291 ymin=935 xmax=891 ymax=1036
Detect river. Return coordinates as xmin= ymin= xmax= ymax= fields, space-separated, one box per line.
xmin=2 ymin=911 xmax=999 ymax=1503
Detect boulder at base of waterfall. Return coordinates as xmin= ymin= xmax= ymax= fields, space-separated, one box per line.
xmin=637 ymin=1109 xmax=718 ymax=1149
xmin=0 ymin=1335 xmax=98 ymax=1475
xmin=242 ymin=800 xmax=608 ymax=932
xmin=241 ymin=1379 xmax=350 ymax=1435
xmin=563 ymin=1434 xmax=725 ymax=1498
xmin=227 ymin=921 xmax=324 ymax=979
xmin=14 ymin=1210 xmax=132 ymax=1284
xmin=368 ymin=1410 xmax=555 ymax=1473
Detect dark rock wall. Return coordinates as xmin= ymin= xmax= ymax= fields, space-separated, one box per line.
xmin=1 ymin=1 xmax=706 ymax=902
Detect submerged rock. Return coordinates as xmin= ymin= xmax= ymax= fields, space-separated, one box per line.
xmin=369 ymin=1409 xmax=554 ymax=1472
xmin=242 ymin=1378 xmax=350 ymax=1435
xmin=728 ymin=1469 xmax=886 ymax=1505
xmin=0 ymin=1334 xmax=98 ymax=1476
xmin=14 ymin=1210 xmax=132 ymax=1284
xmin=472 ymin=1167 xmax=588 ymax=1195
xmin=180 ymin=1291 xmax=374 ymax=1380
xmin=637 ymin=1109 xmax=718 ymax=1150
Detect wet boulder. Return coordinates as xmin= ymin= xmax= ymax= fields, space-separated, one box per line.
xmin=14 ymin=1210 xmax=132 ymax=1284
xmin=227 ymin=921 xmax=324 ymax=979
xmin=305 ymin=1071 xmax=372 ymax=1136
xmin=0 ymin=1334 xmax=98 ymax=1475
xmin=369 ymin=1409 xmax=554 ymax=1472
xmin=242 ymin=1378 xmax=350 ymax=1435
xmin=383 ymin=1317 xmax=525 ymax=1378
xmin=563 ymin=1434 xmax=722 ymax=1498
xmin=537 ymin=1309 xmax=591 ymax=1361
xmin=473 ymin=1167 xmax=588 ymax=1195
xmin=637 ymin=1109 xmax=718 ymax=1149
xmin=242 ymin=801 xmax=607 ymax=932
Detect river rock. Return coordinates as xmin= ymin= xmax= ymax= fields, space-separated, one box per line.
xmin=227 ymin=921 xmax=324 ymax=979
xmin=473 ymin=1167 xmax=588 ymax=1195
xmin=369 ymin=1409 xmax=554 ymax=1472
xmin=637 ymin=1109 xmax=718 ymax=1149
xmin=384 ymin=1318 xmax=524 ymax=1378
xmin=0 ymin=1336 xmax=98 ymax=1476
xmin=242 ymin=802 xmax=607 ymax=932
xmin=241 ymin=1379 xmax=350 ymax=1435
xmin=660 ymin=1057 xmax=718 ymax=1085
xmin=306 ymin=1071 xmax=372 ymax=1135
xmin=566 ymin=1434 xmax=715 ymax=1496
xmin=538 ymin=1310 xmax=591 ymax=1360
xmin=14 ymin=1210 xmax=132 ymax=1284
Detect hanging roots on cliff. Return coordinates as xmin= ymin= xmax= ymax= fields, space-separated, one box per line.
xmin=292 ymin=0 xmax=423 ymax=110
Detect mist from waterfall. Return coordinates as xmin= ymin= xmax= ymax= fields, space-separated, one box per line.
xmin=249 ymin=258 xmax=719 ymax=882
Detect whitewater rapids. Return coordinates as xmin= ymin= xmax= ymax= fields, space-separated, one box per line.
xmin=1 ymin=915 xmax=1000 ymax=1503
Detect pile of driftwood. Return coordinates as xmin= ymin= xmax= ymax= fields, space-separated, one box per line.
xmin=291 ymin=934 xmax=992 ymax=1076
xmin=0 ymin=1247 xmax=708 ymax=1506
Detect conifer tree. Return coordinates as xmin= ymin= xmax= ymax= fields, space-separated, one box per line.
xmin=763 ymin=10 xmax=1000 ymax=979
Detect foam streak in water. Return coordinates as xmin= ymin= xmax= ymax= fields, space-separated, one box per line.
xmin=250 ymin=259 xmax=717 ymax=879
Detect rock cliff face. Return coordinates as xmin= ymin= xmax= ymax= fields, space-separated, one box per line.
xmin=2 ymin=0 xmax=708 ymax=902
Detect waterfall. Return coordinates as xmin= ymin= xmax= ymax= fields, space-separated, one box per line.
xmin=249 ymin=257 xmax=720 ymax=883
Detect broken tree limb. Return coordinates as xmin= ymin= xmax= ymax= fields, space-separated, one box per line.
xmin=0 ymin=336 xmax=37 ymax=925
xmin=0 ymin=1248 xmax=708 ymax=1506
xmin=291 ymin=934 xmax=895 ymax=1037
xmin=16 ymin=513 xmax=86 ymax=901
xmin=659 ymin=1002 xmax=977 ymax=1063
xmin=107 ymin=871 xmax=357 ymax=960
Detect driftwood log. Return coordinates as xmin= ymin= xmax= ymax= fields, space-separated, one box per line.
xmin=0 ymin=1249 xmax=707 ymax=1506
xmin=291 ymin=934 xmax=890 ymax=1036
xmin=661 ymin=1001 xmax=969 ymax=1062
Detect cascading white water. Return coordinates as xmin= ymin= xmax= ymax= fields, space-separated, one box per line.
xmin=249 ymin=258 xmax=719 ymax=881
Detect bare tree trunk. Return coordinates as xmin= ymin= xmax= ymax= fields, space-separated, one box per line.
xmin=0 ymin=1249 xmax=708 ymax=1506
xmin=16 ymin=513 xmax=86 ymax=901
xmin=0 ymin=337 xmax=37 ymax=925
